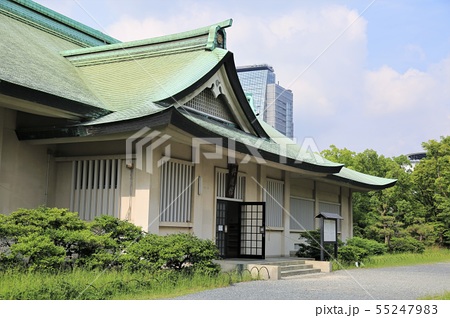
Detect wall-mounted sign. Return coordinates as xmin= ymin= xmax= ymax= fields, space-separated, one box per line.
xmin=225 ymin=164 xmax=238 ymax=198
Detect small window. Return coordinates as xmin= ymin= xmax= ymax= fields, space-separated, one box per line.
xmin=216 ymin=169 xmax=246 ymax=201
xmin=290 ymin=198 xmax=315 ymax=231
xmin=266 ymin=179 xmax=284 ymax=227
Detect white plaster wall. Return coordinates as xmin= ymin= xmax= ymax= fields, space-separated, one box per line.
xmin=265 ymin=230 xmax=284 ymax=257
xmin=290 ymin=178 xmax=314 ymax=199
xmin=0 ymin=108 xmax=52 ymax=214
xmin=316 ymin=181 xmax=340 ymax=203
xmin=54 ymin=161 xmax=72 ymax=209
xmin=50 ymin=134 xmax=355 ymax=254
xmin=194 ymin=153 xmax=217 ymax=240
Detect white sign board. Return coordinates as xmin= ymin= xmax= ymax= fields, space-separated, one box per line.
xmin=324 ymin=219 xmax=336 ymax=242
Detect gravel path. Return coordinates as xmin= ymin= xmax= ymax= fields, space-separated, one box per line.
xmin=175 ymin=262 xmax=450 ymax=300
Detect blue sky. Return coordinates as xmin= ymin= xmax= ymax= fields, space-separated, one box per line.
xmin=34 ymin=0 xmax=450 ymax=157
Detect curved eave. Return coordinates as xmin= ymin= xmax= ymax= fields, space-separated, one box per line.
xmin=222 ymin=52 xmax=270 ymax=139
xmin=18 ymin=106 xmax=341 ymax=175
xmin=167 ymin=109 xmax=342 ymax=174
xmin=16 ymin=107 xmax=173 ymax=141
xmin=327 ymin=167 xmax=397 ymax=191
xmin=2 ymin=80 xmax=110 ymax=120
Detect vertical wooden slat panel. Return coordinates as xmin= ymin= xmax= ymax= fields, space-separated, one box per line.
xmin=171 ymin=161 xmax=176 ymax=222
xmin=178 ymin=163 xmax=183 ymax=223
xmin=108 ymin=159 xmax=116 ymax=216
xmin=266 ymin=179 xmax=284 ymax=227
xmin=166 ymin=162 xmax=171 ymax=222
xmin=80 ymin=161 xmax=88 ymax=220
xmin=176 ymin=162 xmax=181 ymax=222
xmin=97 ymin=160 xmax=104 ymax=215
xmin=103 ymin=160 xmax=110 ymax=215
xmin=68 ymin=158 xmax=122 ymax=221
xmin=159 ymin=160 xmax=193 ymax=223
xmin=171 ymin=162 xmax=177 ymax=222
xmin=85 ymin=160 xmax=93 ymax=220
xmin=115 ymin=159 xmax=122 ymax=218
xmin=91 ymin=160 xmax=99 ymax=219
xmin=187 ymin=165 xmax=192 ymax=222
xmin=160 ymin=163 xmax=166 ymax=221
xmin=181 ymin=163 xmax=186 ymax=222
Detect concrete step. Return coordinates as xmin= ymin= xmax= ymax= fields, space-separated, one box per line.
xmin=279 ymin=262 xmax=322 ymax=278
xmin=279 ymin=264 xmax=313 ymax=271
xmin=281 ymin=267 xmax=322 ymax=278
xmin=263 ymin=260 xmax=308 ymax=266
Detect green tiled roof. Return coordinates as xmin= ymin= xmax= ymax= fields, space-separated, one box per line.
xmin=0 ymin=0 xmax=119 ymax=47
xmin=257 ymin=120 xmax=396 ymax=189
xmin=0 ymin=12 xmax=106 ymax=111
xmin=1 ymin=0 xmax=395 ymax=190
xmin=66 ymin=48 xmax=228 ymax=112
xmin=329 ymin=167 xmax=397 ymax=190
xmin=178 ymin=109 xmax=343 ymax=170
xmin=59 ymin=19 xmax=232 ymax=112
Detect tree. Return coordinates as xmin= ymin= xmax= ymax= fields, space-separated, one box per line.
xmin=412 ymin=136 xmax=450 ymax=246
xmin=321 ymin=146 xmax=426 ymax=247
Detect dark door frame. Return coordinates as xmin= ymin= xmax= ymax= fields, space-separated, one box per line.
xmin=215 ymin=199 xmax=265 ymax=259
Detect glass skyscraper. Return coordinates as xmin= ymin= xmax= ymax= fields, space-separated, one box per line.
xmin=237 ymin=64 xmax=294 ymax=138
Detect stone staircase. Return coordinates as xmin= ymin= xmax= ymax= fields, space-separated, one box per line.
xmin=243 ymin=258 xmax=326 ymax=280
xmin=264 ymin=259 xmax=322 ymax=279
xmin=216 ymin=257 xmax=331 ymax=280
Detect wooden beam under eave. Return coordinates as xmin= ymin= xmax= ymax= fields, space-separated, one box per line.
xmin=0 ymin=94 xmax=81 ymax=120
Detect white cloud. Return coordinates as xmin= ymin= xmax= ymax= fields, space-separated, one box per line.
xmin=364 ymin=56 xmax=450 ymax=117
xmin=364 ymin=66 xmax=435 ymax=115
xmin=106 ymin=3 xmax=221 ymax=41
xmin=35 ymin=0 xmax=450 ymax=157
xmin=404 ymin=44 xmax=426 ymax=62
xmin=228 ymin=6 xmax=369 ymax=120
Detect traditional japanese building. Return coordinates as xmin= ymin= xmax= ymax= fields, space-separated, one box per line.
xmin=0 ymin=0 xmax=396 ymax=259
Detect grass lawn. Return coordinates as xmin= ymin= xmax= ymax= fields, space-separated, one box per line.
xmin=3 ymin=248 xmax=450 ymax=300
xmin=0 ymin=269 xmax=253 ymax=300
xmin=333 ymin=247 xmax=450 ymax=270
xmin=420 ymin=291 xmax=450 ymax=300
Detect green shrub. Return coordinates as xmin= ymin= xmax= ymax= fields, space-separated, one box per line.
xmin=89 ymin=215 xmax=144 ymax=250
xmin=1 ymin=207 xmax=220 ymax=275
xmin=5 ymin=207 xmax=85 ymax=235
xmin=345 ymin=237 xmax=387 ymax=256
xmin=10 ymin=233 xmax=65 ymax=271
xmin=389 ymin=237 xmax=425 ymax=254
xmin=338 ymin=245 xmax=368 ymax=264
xmin=337 ymin=237 xmax=387 ymax=264
xmin=121 ymin=233 xmax=220 ymax=275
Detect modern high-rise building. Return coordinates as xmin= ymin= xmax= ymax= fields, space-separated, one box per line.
xmin=237 ymin=64 xmax=294 ymax=138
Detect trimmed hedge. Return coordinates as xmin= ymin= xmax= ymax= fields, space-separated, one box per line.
xmin=389 ymin=237 xmax=425 ymax=254
xmin=0 ymin=207 xmax=220 ymax=274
